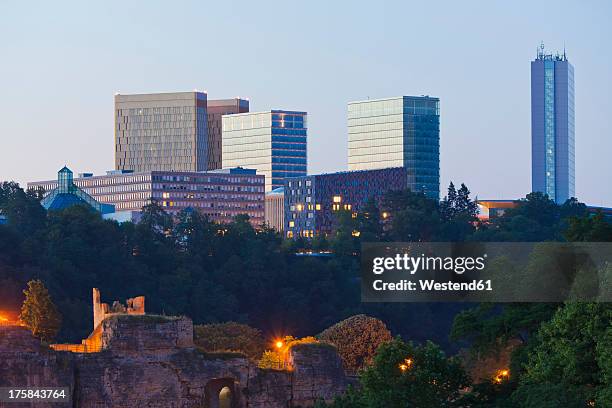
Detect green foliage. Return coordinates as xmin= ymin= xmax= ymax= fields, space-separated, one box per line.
xmin=318 ymin=314 xmax=392 ymax=374
xmin=19 ymin=279 xmax=62 ymax=342
xmin=325 ymin=338 xmax=470 ymax=408
xmin=518 ymin=302 xmax=611 ymax=406
xmin=564 ymin=211 xmax=612 ymax=241
xmin=194 ymin=322 xmax=265 ymax=360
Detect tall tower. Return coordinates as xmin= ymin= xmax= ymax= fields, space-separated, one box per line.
xmin=531 ymin=44 xmax=575 ymax=204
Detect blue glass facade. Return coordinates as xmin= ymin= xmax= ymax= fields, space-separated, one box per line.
xmin=531 ymin=46 xmax=575 ymax=204
xmin=222 ymin=110 xmax=307 ymax=191
xmin=284 ymin=167 xmax=409 ymax=238
xmin=40 ymin=167 xmax=115 ymax=214
xmin=348 ymin=96 xmax=440 ymax=200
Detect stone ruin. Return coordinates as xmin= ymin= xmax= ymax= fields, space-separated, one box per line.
xmin=92 ymin=287 xmax=145 ymax=330
xmin=0 ymin=289 xmax=348 ymax=407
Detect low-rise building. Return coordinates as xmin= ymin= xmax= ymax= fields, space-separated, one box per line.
xmin=265 ymin=187 xmax=284 ymax=232
xmin=284 ymin=167 xmax=409 ymax=238
xmin=29 ymin=168 xmax=265 ymax=225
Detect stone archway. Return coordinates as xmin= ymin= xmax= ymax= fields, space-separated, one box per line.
xmin=204 ymin=378 xmax=237 ymax=408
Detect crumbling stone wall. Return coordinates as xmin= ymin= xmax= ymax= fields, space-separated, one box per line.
xmin=1 ymin=318 xmax=347 ymax=407
xmin=92 ymin=288 xmax=144 ymax=331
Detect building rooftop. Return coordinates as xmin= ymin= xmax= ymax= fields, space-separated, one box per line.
xmin=222 ymin=109 xmax=307 ymax=118
xmin=348 ymin=95 xmax=440 ymax=105
xmin=284 ymin=167 xmax=406 ymax=180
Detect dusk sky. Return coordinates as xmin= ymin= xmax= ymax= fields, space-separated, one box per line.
xmin=1 ymin=0 xmax=611 ymax=206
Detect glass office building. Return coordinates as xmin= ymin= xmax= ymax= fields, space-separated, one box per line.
xmin=207 ymin=98 xmax=250 ymax=170
xmin=222 ymin=110 xmax=307 ymax=191
xmin=115 ymin=92 xmax=208 ymax=172
xmin=531 ymin=44 xmax=575 ymax=204
xmin=348 ymin=96 xmax=440 ymax=199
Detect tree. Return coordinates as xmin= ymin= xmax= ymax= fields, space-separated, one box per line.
xmin=515 ymin=302 xmax=611 ymax=407
xmin=564 ymin=212 xmax=612 ymax=242
xmin=0 ymin=181 xmax=46 ymax=236
xmin=194 ymin=322 xmax=265 ymax=360
xmin=318 ymin=314 xmax=392 ymax=374
xmin=325 ymin=338 xmax=470 ymax=407
xmin=440 ymin=182 xmax=458 ymax=221
xmin=382 ymin=189 xmax=441 ymax=241
xmin=19 ymin=279 xmax=62 ymax=342
xmin=356 ymin=197 xmax=383 ymax=242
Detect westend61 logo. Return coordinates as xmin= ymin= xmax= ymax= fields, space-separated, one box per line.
xmin=361 ymin=242 xmax=612 ymax=303
xmin=372 ymin=253 xmax=487 ymax=275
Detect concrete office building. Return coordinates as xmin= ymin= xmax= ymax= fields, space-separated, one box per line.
xmin=29 ymin=168 xmax=265 ymax=225
xmin=115 ymin=92 xmax=208 ymax=173
xmin=207 ymin=98 xmax=250 ymax=170
xmin=222 ymin=110 xmax=307 ymax=192
xmin=348 ymin=96 xmax=440 ymax=199
xmin=284 ymin=167 xmax=409 ymax=238
xmin=265 ymin=187 xmax=285 ymax=232
xmin=531 ymin=44 xmax=575 ymax=204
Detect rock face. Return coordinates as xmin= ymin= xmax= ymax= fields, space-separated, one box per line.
xmin=0 ymin=326 xmax=76 ymax=408
xmin=1 ymin=317 xmax=347 ymax=408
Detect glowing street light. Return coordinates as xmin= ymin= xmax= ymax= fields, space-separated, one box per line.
xmin=399 ymin=357 xmax=413 ymax=372
xmin=493 ymin=369 xmax=510 ymax=384
xmin=275 ymin=340 xmax=284 ymax=349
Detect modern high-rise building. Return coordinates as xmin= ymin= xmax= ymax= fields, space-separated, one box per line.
xmin=207 ymin=98 xmax=250 ymax=170
xmin=347 ymin=96 xmax=440 ymax=199
xmin=531 ymin=44 xmax=575 ymax=204
xmin=222 ymin=110 xmax=307 ymax=192
xmin=115 ymin=92 xmax=208 ymax=173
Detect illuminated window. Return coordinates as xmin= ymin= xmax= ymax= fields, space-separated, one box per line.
xmin=344 ymin=204 xmax=352 ymax=210
xmin=162 ymin=192 xmax=170 ymax=199
xmin=332 ymin=204 xmax=340 ymax=211
xmin=289 ymin=221 xmax=295 ymax=227
xmin=315 ymin=204 xmax=321 ymax=210
xmin=352 ymin=230 xmax=361 ymax=237
xmin=382 ymin=212 xmax=389 ymax=219
xmin=333 ymin=195 xmax=342 ymax=203
xmin=352 ymin=212 xmax=357 ymax=219
xmin=287 ymin=231 xmax=294 ymax=238
xmin=296 ymin=204 xmax=303 ymax=211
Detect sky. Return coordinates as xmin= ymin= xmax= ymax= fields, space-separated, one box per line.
xmin=1 ymin=0 xmax=611 ymax=206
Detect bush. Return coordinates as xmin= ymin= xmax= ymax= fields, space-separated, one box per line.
xmin=194 ymin=322 xmax=265 ymax=360
xmin=318 ymin=314 xmax=392 ymax=373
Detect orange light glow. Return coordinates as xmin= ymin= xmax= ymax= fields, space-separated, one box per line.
xmin=399 ymin=357 xmax=413 ymax=372
xmin=0 ymin=315 xmax=8 ymax=322
xmin=275 ymin=340 xmax=284 ymax=349
xmin=493 ymin=368 xmax=510 ymax=384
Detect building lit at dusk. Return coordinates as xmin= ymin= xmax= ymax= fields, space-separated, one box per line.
xmin=284 ymin=167 xmax=409 ymax=238
xmin=222 ymin=110 xmax=307 ymax=192
xmin=29 ymin=168 xmax=265 ymax=225
xmin=348 ymin=96 xmax=440 ymax=200
xmin=531 ymin=44 xmax=575 ymax=204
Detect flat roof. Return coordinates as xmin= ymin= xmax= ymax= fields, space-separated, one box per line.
xmin=221 ymin=109 xmax=307 ymax=118
xmin=348 ymin=95 xmax=439 ymax=105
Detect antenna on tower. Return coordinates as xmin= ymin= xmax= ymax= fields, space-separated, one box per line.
xmin=538 ymin=41 xmax=545 ymax=59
